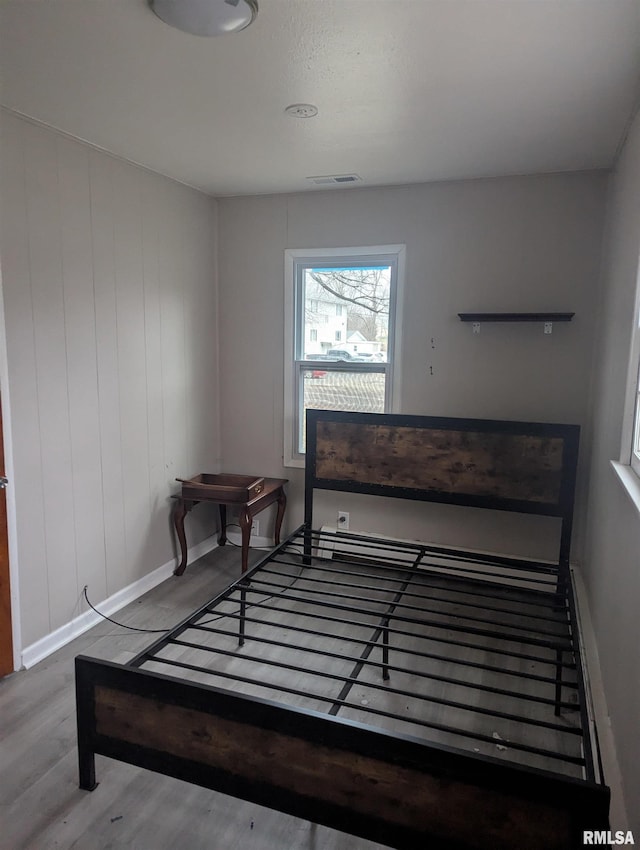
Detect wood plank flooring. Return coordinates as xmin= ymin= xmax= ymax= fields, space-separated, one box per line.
xmin=0 ymin=546 xmax=383 ymax=850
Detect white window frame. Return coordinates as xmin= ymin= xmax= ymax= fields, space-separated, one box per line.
xmin=632 ymin=358 xmax=640 ymax=477
xmin=622 ymin=292 xmax=640 ymax=477
xmin=284 ymin=245 xmax=405 ymax=468
xmin=614 ymin=263 xmax=640 ymax=511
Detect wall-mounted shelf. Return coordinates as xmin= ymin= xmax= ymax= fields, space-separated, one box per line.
xmin=458 ymin=312 xmax=574 ymax=335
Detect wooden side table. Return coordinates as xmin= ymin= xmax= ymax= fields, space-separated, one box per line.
xmin=173 ymin=476 xmax=287 ymax=575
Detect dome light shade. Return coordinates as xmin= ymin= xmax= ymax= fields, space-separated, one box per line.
xmin=149 ymin=0 xmax=258 ymax=37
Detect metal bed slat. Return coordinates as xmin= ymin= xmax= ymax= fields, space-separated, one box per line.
xmin=192 ymin=593 xmax=578 ymax=671
xmin=306 ymin=527 xmax=563 ymax=576
xmin=267 ymin=554 xmax=568 ymax=611
xmin=189 ymin=616 xmax=578 ymax=688
xmin=258 ymin=562 xmax=572 ymax=628
xmin=302 ymin=542 xmax=563 ymax=587
xmin=226 ymin=579 xmax=576 ymax=651
xmin=143 ymin=654 xmax=586 ymax=767
xmin=176 ymin=622 xmax=579 ymax=712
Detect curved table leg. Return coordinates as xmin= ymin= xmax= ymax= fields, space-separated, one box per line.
xmin=173 ymin=499 xmax=194 ymax=576
xmin=274 ymin=487 xmax=287 ymax=546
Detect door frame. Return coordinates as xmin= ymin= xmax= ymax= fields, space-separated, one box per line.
xmin=0 ymin=269 xmax=22 ymax=674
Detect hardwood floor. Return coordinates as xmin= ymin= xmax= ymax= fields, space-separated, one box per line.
xmin=0 ymin=547 xmax=383 ymax=850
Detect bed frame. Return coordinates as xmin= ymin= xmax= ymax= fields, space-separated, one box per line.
xmin=75 ymin=410 xmax=610 ymax=849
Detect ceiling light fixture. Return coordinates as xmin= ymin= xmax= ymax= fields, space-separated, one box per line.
xmin=149 ymin=0 xmax=258 ymax=37
xmin=285 ymin=103 xmax=319 ymax=118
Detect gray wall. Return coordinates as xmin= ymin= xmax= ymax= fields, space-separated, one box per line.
xmin=584 ymin=110 xmax=640 ymax=835
xmin=218 ymin=174 xmax=607 ymax=559
xmin=0 ymin=113 xmax=220 ymax=648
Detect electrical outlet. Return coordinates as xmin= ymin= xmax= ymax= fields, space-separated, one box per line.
xmin=337 ymin=511 xmax=349 ymax=530
xmin=252 ymin=519 xmax=260 ymax=537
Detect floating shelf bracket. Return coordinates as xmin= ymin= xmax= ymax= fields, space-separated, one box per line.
xmin=459 ymin=312 xmax=574 ymax=335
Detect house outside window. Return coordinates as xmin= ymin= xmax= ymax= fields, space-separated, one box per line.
xmin=284 ymin=245 xmax=405 ymax=466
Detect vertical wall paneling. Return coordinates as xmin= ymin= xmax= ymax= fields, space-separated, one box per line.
xmin=158 ymin=183 xmax=188 ymax=494
xmin=57 ymin=136 xmax=105 ymax=608
xmin=182 ymin=193 xmax=220 ymax=540
xmin=181 ymin=190 xmax=197 ymax=478
xmin=0 ymin=115 xmax=49 ymax=646
xmin=112 ymin=160 xmax=151 ymax=585
xmin=188 ymin=194 xmax=219 ymax=474
xmin=89 ymin=152 xmax=125 ymax=602
xmin=0 ymin=116 xmax=220 ymax=649
xmin=140 ymin=171 xmax=167 ymax=570
xmin=23 ymin=121 xmax=77 ymax=633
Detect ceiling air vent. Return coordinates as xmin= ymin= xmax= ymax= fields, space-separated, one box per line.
xmin=307 ymin=174 xmax=362 ymax=185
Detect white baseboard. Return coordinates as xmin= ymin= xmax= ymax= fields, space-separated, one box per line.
xmin=571 ymin=565 xmax=629 ymax=831
xmin=20 ymin=534 xmax=218 ymax=669
xmin=225 ymin=530 xmax=274 ymax=550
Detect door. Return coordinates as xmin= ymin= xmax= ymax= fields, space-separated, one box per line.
xmin=0 ymin=393 xmax=13 ymax=676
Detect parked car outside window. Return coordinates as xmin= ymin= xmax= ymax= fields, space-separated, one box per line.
xmin=326 ymin=349 xmax=362 ymax=361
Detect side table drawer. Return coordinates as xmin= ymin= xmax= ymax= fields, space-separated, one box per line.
xmin=178 ymin=473 xmax=265 ymax=503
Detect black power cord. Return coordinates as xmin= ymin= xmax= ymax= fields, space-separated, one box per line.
xmin=83 ymin=543 xmax=307 ymax=633
xmin=83 ymin=586 xmax=170 ymax=633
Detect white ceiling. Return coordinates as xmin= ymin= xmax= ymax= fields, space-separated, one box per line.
xmin=1 ymin=0 xmax=639 ymax=197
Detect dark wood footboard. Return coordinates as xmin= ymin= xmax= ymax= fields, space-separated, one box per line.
xmin=76 ymin=655 xmax=609 ymax=850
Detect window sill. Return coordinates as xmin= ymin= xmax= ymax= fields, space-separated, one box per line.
xmin=611 ymin=461 xmax=640 ymax=517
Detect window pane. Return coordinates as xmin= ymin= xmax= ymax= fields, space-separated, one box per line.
xmin=301 ymin=265 xmax=391 ymax=363
xmin=299 ymin=368 xmax=386 ymax=452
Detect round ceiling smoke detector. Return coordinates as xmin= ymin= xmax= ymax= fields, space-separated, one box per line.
xmin=285 ymin=103 xmax=318 ymax=118
xmin=149 ymin=0 xmax=258 ymax=37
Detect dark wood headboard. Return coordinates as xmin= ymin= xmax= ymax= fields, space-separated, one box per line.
xmin=304 ymin=410 xmax=580 ymax=568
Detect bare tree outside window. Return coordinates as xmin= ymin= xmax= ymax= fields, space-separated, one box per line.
xmin=306 ymin=268 xmax=390 ymax=356
xmin=303 ymin=267 xmax=391 ymax=362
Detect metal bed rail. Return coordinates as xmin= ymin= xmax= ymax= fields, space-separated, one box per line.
xmin=130 ymin=525 xmax=595 ymax=780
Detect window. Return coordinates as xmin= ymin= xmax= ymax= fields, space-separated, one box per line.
xmin=284 ymin=245 xmax=405 ymax=466
xmin=620 ymin=272 xmax=640 ymax=479
xmin=611 ymin=268 xmax=640 ymax=510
